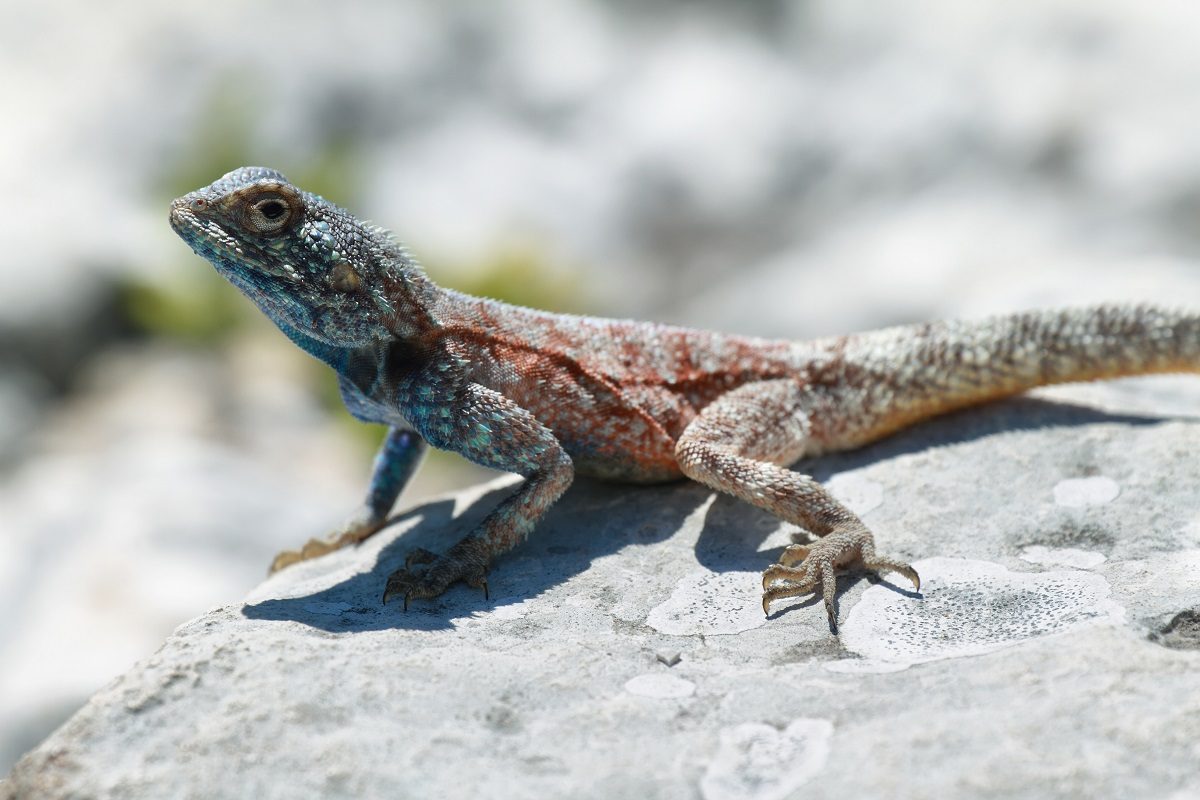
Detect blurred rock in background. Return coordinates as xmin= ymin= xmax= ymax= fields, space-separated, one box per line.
xmin=3 ymin=0 xmax=1200 ymax=774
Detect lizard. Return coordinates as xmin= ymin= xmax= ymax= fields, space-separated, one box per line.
xmin=169 ymin=166 xmax=1200 ymax=629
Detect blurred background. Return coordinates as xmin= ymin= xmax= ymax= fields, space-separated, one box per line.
xmin=4 ymin=0 xmax=1200 ymax=772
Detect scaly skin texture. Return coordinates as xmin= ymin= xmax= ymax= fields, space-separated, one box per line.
xmin=170 ymin=167 xmax=1200 ymax=628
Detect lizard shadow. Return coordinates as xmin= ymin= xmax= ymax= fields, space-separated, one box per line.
xmin=243 ymin=397 xmax=1176 ymax=632
xmin=241 ymin=476 xmax=705 ymax=632
xmin=694 ymin=396 xmax=1178 ymax=615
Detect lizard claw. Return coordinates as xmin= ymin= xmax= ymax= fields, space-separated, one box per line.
xmin=380 ymin=578 xmax=407 ymax=608
xmin=760 ymin=522 xmax=917 ymax=630
xmin=382 ymin=546 xmax=490 ymax=609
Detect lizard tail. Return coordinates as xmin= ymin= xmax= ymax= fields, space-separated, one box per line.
xmin=817 ymin=304 xmax=1200 ymax=449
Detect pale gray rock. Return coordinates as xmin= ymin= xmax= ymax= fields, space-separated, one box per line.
xmin=5 ymin=377 xmax=1200 ymax=800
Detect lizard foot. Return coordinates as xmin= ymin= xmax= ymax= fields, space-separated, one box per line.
xmin=269 ymin=515 xmax=386 ymax=574
xmin=382 ymin=543 xmax=489 ymax=610
xmin=760 ymin=524 xmax=919 ymax=629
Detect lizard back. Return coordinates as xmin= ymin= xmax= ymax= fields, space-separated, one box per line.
xmin=435 ymin=291 xmax=818 ymax=481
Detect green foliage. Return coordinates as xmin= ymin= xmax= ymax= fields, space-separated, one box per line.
xmin=157 ymin=71 xmax=363 ymax=205
xmin=119 ymin=271 xmax=252 ymax=343
xmin=427 ymin=243 xmax=593 ymax=315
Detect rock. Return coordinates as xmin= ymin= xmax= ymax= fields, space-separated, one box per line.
xmin=0 ymin=344 xmax=365 ymax=774
xmin=6 ymin=378 xmax=1200 ymax=799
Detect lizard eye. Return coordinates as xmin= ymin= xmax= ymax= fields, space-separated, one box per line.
xmin=258 ymin=200 xmax=286 ymax=220
xmin=240 ymin=187 xmax=301 ymax=236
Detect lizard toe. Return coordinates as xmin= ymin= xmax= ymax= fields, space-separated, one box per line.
xmin=382 ymin=549 xmax=490 ymax=608
xmin=268 ymin=516 xmax=386 ymax=575
xmin=760 ymin=559 xmax=825 ymax=614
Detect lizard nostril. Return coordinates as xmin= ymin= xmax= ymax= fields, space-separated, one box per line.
xmin=190 ymin=198 xmax=207 ymax=211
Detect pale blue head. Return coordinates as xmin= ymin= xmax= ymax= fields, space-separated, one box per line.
xmin=169 ymin=167 xmax=421 ymax=355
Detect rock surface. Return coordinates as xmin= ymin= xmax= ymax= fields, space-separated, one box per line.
xmin=6 ymin=378 xmax=1200 ymax=799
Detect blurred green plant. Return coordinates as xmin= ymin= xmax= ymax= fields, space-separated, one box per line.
xmin=158 ymin=70 xmax=361 ymax=205
xmin=119 ymin=272 xmax=252 ymax=343
xmin=434 ymin=243 xmax=591 ymax=315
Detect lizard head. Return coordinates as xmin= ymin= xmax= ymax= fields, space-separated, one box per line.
xmin=170 ymin=167 xmax=427 ymax=354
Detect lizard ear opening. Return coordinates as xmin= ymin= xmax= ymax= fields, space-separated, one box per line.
xmin=329 ymin=261 xmax=362 ymax=292
xmin=240 ymin=184 xmax=302 ymax=235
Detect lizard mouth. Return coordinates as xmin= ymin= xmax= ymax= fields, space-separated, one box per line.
xmin=169 ymin=200 xmax=298 ymax=283
xmin=169 ymin=197 xmax=329 ymax=341
xmin=169 ymin=201 xmax=248 ymax=262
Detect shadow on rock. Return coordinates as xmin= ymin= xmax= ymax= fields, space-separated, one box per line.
xmin=242 ymin=478 xmax=706 ymax=632
xmin=245 ymin=397 xmax=1175 ymax=633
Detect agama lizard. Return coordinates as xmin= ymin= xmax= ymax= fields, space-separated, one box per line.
xmin=170 ymin=167 xmax=1200 ymax=627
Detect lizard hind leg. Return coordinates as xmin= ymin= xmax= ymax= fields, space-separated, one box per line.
xmin=674 ymin=379 xmax=919 ymax=629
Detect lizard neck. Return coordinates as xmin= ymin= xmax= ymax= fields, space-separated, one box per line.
xmin=275 ymin=255 xmax=446 ymax=371
xmin=276 ymin=319 xmax=356 ymax=370
xmin=379 ymin=255 xmax=446 ymax=341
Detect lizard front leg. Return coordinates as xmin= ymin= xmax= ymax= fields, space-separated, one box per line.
xmin=675 ymin=379 xmax=918 ymax=629
xmin=270 ymin=427 xmax=427 ymax=572
xmin=383 ymin=384 xmax=574 ymax=608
